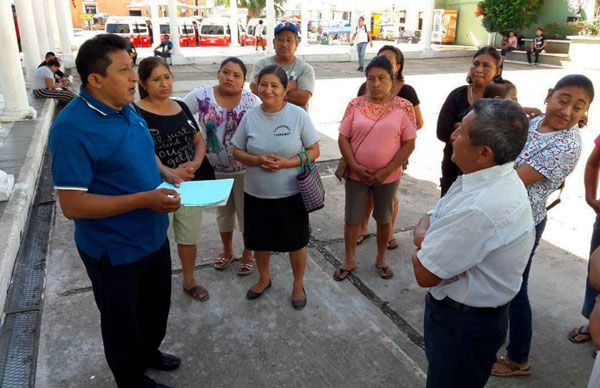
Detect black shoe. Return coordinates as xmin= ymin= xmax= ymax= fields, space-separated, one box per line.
xmin=156 ymin=384 xmax=171 ymax=388
xmin=357 ymin=67 xmax=363 ymax=72
xmin=291 ymin=288 xmax=307 ymax=310
xmin=148 ymin=353 xmax=181 ymax=371
xmin=246 ymin=280 xmax=271 ymax=300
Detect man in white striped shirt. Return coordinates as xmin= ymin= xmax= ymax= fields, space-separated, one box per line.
xmin=412 ymin=99 xmax=535 ymax=388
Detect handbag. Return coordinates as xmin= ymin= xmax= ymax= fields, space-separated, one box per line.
xmin=176 ymin=99 xmax=216 ymax=180
xmin=297 ymin=150 xmax=325 ymax=213
xmin=334 ymin=99 xmax=393 ymax=181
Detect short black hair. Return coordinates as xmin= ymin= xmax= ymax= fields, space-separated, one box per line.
xmin=483 ymin=78 xmax=516 ymax=99
xmin=45 ymin=51 xmax=56 ymax=59
xmin=47 ymin=59 xmax=60 ymax=68
xmin=365 ymin=55 xmax=394 ymax=81
xmin=553 ymin=74 xmax=595 ymax=102
xmin=76 ymin=33 xmax=129 ymax=87
xmin=378 ymin=45 xmax=404 ymax=81
xmin=536 ymin=27 xmax=544 ymax=31
xmin=257 ymin=64 xmax=288 ymax=89
xmin=219 ymin=57 xmax=248 ymax=80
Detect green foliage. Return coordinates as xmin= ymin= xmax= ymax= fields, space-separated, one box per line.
xmin=478 ymin=0 xmax=544 ymax=33
xmin=543 ymin=22 xmax=580 ymax=39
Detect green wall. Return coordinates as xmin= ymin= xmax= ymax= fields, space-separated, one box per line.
xmin=435 ymin=0 xmax=580 ymax=45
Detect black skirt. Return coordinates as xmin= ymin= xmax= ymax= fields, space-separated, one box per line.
xmin=244 ymin=192 xmax=309 ymax=252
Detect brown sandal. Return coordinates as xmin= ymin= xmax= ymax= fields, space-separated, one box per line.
xmin=387 ymin=238 xmax=399 ymax=250
xmin=212 ymin=255 xmax=234 ymax=270
xmin=375 ymin=264 xmax=394 ymax=279
xmin=491 ymin=355 xmax=531 ymax=377
xmin=333 ymin=267 xmax=354 ymax=281
xmin=183 ymin=285 xmax=209 ymax=302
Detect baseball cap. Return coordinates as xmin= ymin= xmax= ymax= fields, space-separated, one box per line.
xmin=274 ymin=21 xmax=298 ymax=36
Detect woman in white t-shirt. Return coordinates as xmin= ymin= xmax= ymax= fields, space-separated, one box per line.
xmin=232 ymin=65 xmax=320 ymax=310
xmin=351 ymin=16 xmax=372 ymax=72
xmin=183 ymin=57 xmax=260 ymax=276
xmin=33 ymin=59 xmax=76 ymax=105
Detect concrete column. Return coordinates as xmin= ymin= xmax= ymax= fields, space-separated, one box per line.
xmin=584 ymin=0 xmax=596 ymax=20
xmin=168 ymin=0 xmax=181 ymax=56
xmin=150 ymin=0 xmax=161 ymax=50
xmin=0 ymin=0 xmax=36 ymax=122
xmin=14 ymin=0 xmax=41 ymax=81
xmin=54 ymin=0 xmax=74 ymax=62
xmin=230 ymin=0 xmax=239 ymax=47
xmin=32 ymin=1 xmax=51 ymax=56
xmin=300 ymin=0 xmax=308 ymax=46
xmin=44 ymin=0 xmax=60 ymax=52
xmin=265 ymin=0 xmax=275 ymax=52
xmin=420 ymin=0 xmax=434 ymax=55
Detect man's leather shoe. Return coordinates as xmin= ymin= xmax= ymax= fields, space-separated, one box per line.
xmin=148 ymin=353 xmax=181 ymax=371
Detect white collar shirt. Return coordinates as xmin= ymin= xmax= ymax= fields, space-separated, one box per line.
xmin=417 ymin=163 xmax=535 ymax=308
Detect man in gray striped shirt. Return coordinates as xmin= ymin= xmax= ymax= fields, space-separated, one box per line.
xmin=411 ymin=99 xmax=535 ymax=388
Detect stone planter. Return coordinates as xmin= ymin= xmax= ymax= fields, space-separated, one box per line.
xmin=567 ymin=35 xmax=600 ymax=69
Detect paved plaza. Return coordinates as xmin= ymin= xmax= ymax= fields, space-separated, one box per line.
xmin=3 ymin=58 xmax=599 ymax=387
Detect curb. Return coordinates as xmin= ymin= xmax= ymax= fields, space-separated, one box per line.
xmin=0 ymin=99 xmax=56 ymax=318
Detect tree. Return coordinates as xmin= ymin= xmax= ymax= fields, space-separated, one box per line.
xmin=478 ymin=0 xmax=544 ymax=33
xmin=215 ymin=0 xmax=284 ymax=18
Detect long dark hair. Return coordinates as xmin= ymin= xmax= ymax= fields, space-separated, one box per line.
xmin=553 ymin=74 xmax=595 ymax=102
xmin=137 ymin=57 xmax=171 ymax=99
xmin=466 ymin=45 xmax=502 ymax=84
xmin=378 ymin=45 xmax=404 ymax=81
xmin=257 ymin=64 xmax=288 ymax=89
xmin=365 ymin=55 xmax=394 ymax=81
xmin=219 ymin=56 xmax=248 ymax=81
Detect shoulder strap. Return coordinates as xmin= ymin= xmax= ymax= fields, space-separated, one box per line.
xmin=353 ymin=98 xmax=393 ymax=154
xmin=174 ymin=99 xmax=201 ymax=132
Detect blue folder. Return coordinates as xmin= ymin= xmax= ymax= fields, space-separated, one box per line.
xmin=157 ymin=179 xmax=234 ymax=207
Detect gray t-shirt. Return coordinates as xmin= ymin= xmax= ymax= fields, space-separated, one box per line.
xmin=250 ymin=56 xmax=315 ymax=98
xmin=33 ymin=66 xmax=55 ymax=91
xmin=231 ymin=103 xmax=319 ymax=199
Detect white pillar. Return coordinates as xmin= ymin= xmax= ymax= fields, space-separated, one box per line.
xmin=54 ymin=0 xmax=74 ymax=62
xmin=230 ymin=0 xmax=239 ymax=47
xmin=300 ymin=0 xmax=308 ymax=46
xmin=14 ymin=0 xmax=41 ymax=81
xmin=0 ymin=0 xmax=36 ymax=122
xmin=420 ymin=0 xmax=434 ymax=55
xmin=265 ymin=0 xmax=275 ymax=52
xmin=150 ymin=0 xmax=161 ymax=50
xmin=32 ymin=1 xmax=51 ymax=56
xmin=44 ymin=0 xmax=60 ymax=52
xmin=168 ymin=0 xmax=181 ymax=56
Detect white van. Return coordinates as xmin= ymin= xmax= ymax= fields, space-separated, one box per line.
xmin=198 ymin=18 xmax=248 ymax=47
xmin=105 ymin=16 xmax=151 ymax=47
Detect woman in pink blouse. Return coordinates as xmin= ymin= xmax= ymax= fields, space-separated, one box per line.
xmin=501 ymin=30 xmax=519 ymax=57
xmin=334 ymin=56 xmax=417 ymax=281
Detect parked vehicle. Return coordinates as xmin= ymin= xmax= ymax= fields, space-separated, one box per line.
xmin=198 ymin=18 xmax=248 ymax=46
xmin=398 ymin=30 xmax=421 ymax=44
xmin=322 ymin=22 xmax=352 ymax=40
xmin=246 ymin=18 xmax=266 ymax=46
xmin=376 ymin=24 xmax=397 ymax=41
xmin=105 ymin=16 xmax=151 ymax=47
xmin=158 ymin=17 xmax=198 ymax=47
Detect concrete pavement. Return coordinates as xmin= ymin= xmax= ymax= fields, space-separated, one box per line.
xmin=34 ymin=59 xmax=600 ymax=387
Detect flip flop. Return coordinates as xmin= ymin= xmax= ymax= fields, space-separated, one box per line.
xmin=212 ymin=255 xmax=235 ymax=270
xmin=333 ymin=267 xmax=354 ymax=281
xmin=491 ymin=355 xmax=531 ymax=377
xmin=183 ymin=285 xmax=209 ymax=302
xmin=375 ymin=264 xmax=394 ymax=279
xmin=356 ymin=234 xmax=372 ymax=245
xmin=236 ymin=262 xmax=254 ymax=276
xmin=568 ymin=325 xmax=591 ymax=344
xmin=387 ymin=238 xmax=399 ymax=250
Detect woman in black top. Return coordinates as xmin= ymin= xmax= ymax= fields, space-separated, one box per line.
xmin=357 ymin=45 xmax=423 ymax=129
xmin=137 ymin=57 xmax=210 ymax=301
xmin=437 ymin=46 xmax=502 ymax=196
xmin=356 ymin=45 xmax=422 ymax=249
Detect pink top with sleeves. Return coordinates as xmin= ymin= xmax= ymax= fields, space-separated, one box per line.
xmin=338 ymin=96 xmax=417 ymax=184
xmin=595 ymin=134 xmax=600 ymax=149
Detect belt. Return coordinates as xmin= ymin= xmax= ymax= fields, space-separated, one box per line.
xmin=427 ymin=293 xmax=509 ymax=316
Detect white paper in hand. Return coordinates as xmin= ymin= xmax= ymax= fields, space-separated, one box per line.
xmin=157 ymin=179 xmax=234 ymax=207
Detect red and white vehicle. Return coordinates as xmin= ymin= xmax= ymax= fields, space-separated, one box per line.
xmin=158 ymin=17 xmax=198 ymax=47
xmin=105 ymin=16 xmax=152 ymax=48
xmin=198 ymin=18 xmax=249 ymax=46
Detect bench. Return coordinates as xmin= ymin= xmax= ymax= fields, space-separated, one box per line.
xmin=505 ymin=49 xmax=569 ymax=67
xmin=521 ymin=38 xmax=570 ymax=54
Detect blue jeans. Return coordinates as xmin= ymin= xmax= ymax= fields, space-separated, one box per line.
xmin=583 ymin=216 xmax=600 ymax=319
xmin=424 ymin=294 xmax=508 ymax=388
xmin=357 ymin=42 xmax=367 ymax=69
xmin=506 ymin=217 xmax=547 ymax=364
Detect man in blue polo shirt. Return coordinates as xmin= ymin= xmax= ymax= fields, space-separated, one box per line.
xmin=49 ymin=34 xmax=182 ymax=388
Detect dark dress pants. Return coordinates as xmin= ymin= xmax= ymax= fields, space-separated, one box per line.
xmin=424 ymin=295 xmax=509 ymax=388
xmin=79 ymin=239 xmax=172 ymax=388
